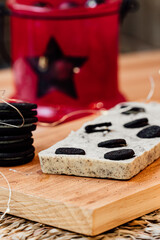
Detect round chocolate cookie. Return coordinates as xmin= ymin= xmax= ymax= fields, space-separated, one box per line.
xmin=0 ymin=117 xmax=38 ymax=126
xmin=0 ymin=132 xmax=32 ymax=141
xmin=0 ymin=102 xmax=37 ymax=167
xmin=0 ymin=110 xmax=37 ymax=119
xmin=104 ymin=149 xmax=135 ymax=160
xmin=0 ymin=138 xmax=33 ymax=151
xmin=0 ymin=153 xmax=35 ymax=167
xmin=0 ymin=124 xmax=37 ymax=134
xmin=0 ymin=102 xmax=37 ymax=110
xmin=0 ymin=146 xmax=35 ymax=159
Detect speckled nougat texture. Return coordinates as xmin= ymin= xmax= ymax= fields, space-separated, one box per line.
xmin=38 ymin=102 xmax=160 ymax=179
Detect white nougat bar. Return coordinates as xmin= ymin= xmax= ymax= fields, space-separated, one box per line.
xmin=38 ymin=102 xmax=160 ymax=180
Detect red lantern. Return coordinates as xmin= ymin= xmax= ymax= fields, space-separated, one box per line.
xmin=7 ymin=0 xmax=125 ymax=122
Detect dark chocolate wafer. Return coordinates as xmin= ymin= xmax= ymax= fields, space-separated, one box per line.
xmin=0 ymin=117 xmax=38 ymax=126
xmin=0 ymin=110 xmax=37 ymax=119
xmin=0 ymin=102 xmax=37 ymax=110
xmin=0 ymin=133 xmax=32 ymax=141
xmin=0 ymin=102 xmax=37 ymax=167
xmin=0 ymin=146 xmax=35 ymax=159
xmin=121 ymin=107 xmax=145 ymax=115
xmin=0 ymin=153 xmax=35 ymax=167
xmin=0 ymin=138 xmax=33 ymax=151
xmin=0 ymin=124 xmax=37 ymax=134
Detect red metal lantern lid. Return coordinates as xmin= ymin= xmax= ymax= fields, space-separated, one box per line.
xmin=7 ymin=0 xmax=122 ymax=19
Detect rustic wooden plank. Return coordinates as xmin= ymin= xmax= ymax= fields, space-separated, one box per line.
xmin=0 ymin=118 xmax=160 ymax=235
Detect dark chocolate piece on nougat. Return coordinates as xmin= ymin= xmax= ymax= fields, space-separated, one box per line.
xmin=85 ymin=122 xmax=112 ymax=133
xmin=55 ymin=147 xmax=86 ymax=155
xmin=104 ymin=149 xmax=135 ymax=160
xmin=98 ymin=139 xmax=127 ymax=148
xmin=121 ymin=107 xmax=145 ymax=115
xmin=137 ymin=125 xmax=160 ymax=138
xmin=124 ymin=118 xmax=148 ymax=128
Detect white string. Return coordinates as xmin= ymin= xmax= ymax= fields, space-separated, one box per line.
xmin=0 ymin=171 xmax=11 ymax=221
xmin=0 ymin=90 xmax=27 ymax=221
xmin=38 ymin=109 xmax=107 ymax=127
xmin=146 ymin=76 xmax=155 ymax=102
xmin=0 ymin=90 xmax=25 ymax=128
xmin=0 ymin=99 xmax=25 ymax=128
xmin=9 ymin=168 xmax=33 ymax=176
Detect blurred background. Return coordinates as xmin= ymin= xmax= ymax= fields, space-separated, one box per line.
xmin=120 ymin=0 xmax=160 ymax=53
xmin=0 ymin=0 xmax=160 ymax=69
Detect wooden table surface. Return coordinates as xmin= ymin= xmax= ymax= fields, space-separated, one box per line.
xmin=119 ymin=50 xmax=160 ymax=101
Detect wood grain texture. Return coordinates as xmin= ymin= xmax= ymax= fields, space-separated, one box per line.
xmin=0 ymin=51 xmax=160 ymax=236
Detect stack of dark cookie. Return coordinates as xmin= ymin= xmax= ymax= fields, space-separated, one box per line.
xmin=0 ymin=102 xmax=38 ymax=167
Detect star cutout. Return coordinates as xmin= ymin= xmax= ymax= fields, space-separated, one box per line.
xmin=27 ymin=38 xmax=87 ymax=98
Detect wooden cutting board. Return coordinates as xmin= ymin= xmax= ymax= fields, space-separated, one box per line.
xmin=1 ymin=115 xmax=160 ymax=236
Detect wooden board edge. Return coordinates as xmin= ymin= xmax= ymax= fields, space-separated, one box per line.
xmin=0 ymin=187 xmax=94 ymax=236
xmin=92 ymin=183 xmax=160 ymax=236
